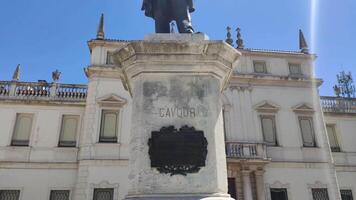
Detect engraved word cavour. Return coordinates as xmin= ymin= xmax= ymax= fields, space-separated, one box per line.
xmin=113 ymin=34 xmax=240 ymax=200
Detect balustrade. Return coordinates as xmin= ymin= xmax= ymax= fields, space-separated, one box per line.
xmin=321 ymin=96 xmax=356 ymax=114
xmin=56 ymin=84 xmax=87 ymax=99
xmin=0 ymin=81 xmax=87 ymax=102
xmin=0 ymin=81 xmax=10 ymax=96
xmin=226 ymin=142 xmax=268 ymax=160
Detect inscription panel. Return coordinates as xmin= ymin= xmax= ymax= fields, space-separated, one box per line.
xmin=148 ymin=126 xmax=208 ymax=176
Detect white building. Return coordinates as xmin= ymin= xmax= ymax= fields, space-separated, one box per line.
xmin=0 ymin=19 xmax=355 ymax=200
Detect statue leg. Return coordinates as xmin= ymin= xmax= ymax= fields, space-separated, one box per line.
xmin=170 ymin=0 xmax=194 ymax=33
xmin=153 ymin=0 xmax=171 ymax=33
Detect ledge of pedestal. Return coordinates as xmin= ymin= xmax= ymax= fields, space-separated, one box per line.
xmin=113 ymin=35 xmax=241 ymax=93
xmin=144 ymin=33 xmax=210 ymax=42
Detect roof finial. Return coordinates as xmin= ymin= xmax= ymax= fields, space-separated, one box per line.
xmin=225 ymin=26 xmax=233 ymax=47
xmin=96 ymin=13 xmax=105 ymax=40
xmin=299 ymin=29 xmax=309 ymax=54
xmin=12 ymin=64 xmax=20 ymax=81
xmin=52 ymin=69 xmax=61 ymax=82
xmin=236 ymin=27 xmax=245 ymax=49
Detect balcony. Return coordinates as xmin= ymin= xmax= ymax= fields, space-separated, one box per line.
xmin=0 ymin=81 xmax=87 ymax=103
xmin=226 ymin=142 xmax=269 ymax=161
xmin=321 ymin=96 xmax=356 ymax=114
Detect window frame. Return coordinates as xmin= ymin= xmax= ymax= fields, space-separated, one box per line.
xmin=270 ymin=188 xmax=289 ymax=200
xmin=11 ymin=113 xmax=34 ymax=147
xmin=326 ymin=124 xmax=341 ymax=152
xmin=340 ymin=189 xmax=354 ymax=200
xmin=99 ymin=110 xmax=120 ymax=143
xmin=253 ymin=60 xmax=268 ymax=74
xmin=58 ymin=115 xmax=80 ymax=148
xmin=298 ymin=116 xmax=317 ymax=148
xmin=0 ymin=190 xmax=21 ymax=200
xmin=106 ymin=51 xmax=114 ymax=65
xmin=289 ymin=63 xmax=303 ymax=76
xmin=93 ymin=188 xmax=114 ymax=200
xmin=311 ymin=188 xmax=330 ymax=200
xmin=260 ymin=115 xmax=278 ymax=146
xmin=49 ymin=190 xmax=71 ymax=200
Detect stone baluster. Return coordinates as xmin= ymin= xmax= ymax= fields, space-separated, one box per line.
xmin=50 ymin=83 xmax=58 ymax=97
xmin=255 ymin=169 xmax=266 ymax=200
xmin=241 ymin=170 xmax=253 ymax=200
xmin=9 ymin=81 xmax=17 ymax=96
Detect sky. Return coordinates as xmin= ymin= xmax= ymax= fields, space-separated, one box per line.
xmin=0 ymin=0 xmax=355 ymax=96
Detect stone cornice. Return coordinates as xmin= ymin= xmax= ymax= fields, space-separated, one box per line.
xmin=239 ymin=49 xmax=317 ymax=60
xmin=113 ymin=39 xmax=241 ymax=94
xmin=86 ymin=65 xmax=123 ymax=79
xmin=229 ymin=74 xmax=323 ymax=88
xmin=87 ymin=39 xmax=130 ymax=51
xmin=0 ymin=97 xmax=86 ymax=107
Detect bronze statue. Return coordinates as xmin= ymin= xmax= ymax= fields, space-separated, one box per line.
xmin=142 ymin=0 xmax=195 ymax=33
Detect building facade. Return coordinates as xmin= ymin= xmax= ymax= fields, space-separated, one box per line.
xmin=0 ymin=28 xmax=355 ymax=200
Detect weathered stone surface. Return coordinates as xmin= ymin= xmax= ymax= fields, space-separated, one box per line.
xmin=113 ymin=35 xmax=240 ymax=200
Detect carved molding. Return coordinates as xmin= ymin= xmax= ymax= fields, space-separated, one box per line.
xmin=97 ymin=93 xmax=127 ymax=107
xmin=229 ymin=85 xmax=253 ymax=92
xmin=89 ymin=181 xmax=119 ymax=200
xmin=292 ymin=103 xmax=315 ymax=114
xmin=254 ymin=100 xmax=280 ymax=113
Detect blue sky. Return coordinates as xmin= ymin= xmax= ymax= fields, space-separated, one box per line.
xmin=0 ymin=0 xmax=355 ymax=96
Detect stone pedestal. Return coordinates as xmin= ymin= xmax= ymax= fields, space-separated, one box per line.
xmin=113 ymin=34 xmax=241 ymax=200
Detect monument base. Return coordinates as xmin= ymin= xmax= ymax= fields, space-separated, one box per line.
xmin=114 ymin=34 xmax=240 ymax=200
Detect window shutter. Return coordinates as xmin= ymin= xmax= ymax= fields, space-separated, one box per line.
xmin=254 ymin=61 xmax=267 ymax=73
xmin=12 ymin=114 xmax=33 ymax=146
xmin=326 ymin=125 xmax=341 ymax=152
xmin=299 ymin=117 xmax=315 ymax=147
xmin=289 ymin=64 xmax=302 ymax=75
xmin=103 ymin=113 xmax=117 ymax=137
xmin=261 ymin=116 xmax=277 ymax=146
xmin=100 ymin=110 xmax=119 ymax=142
xmin=59 ymin=115 xmax=79 ymax=147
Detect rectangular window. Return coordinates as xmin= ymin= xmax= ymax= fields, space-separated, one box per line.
xmin=59 ymin=115 xmax=79 ymax=147
xmin=0 ymin=190 xmax=20 ymax=200
xmin=271 ymin=188 xmax=288 ymax=200
xmin=106 ymin=52 xmax=114 ymax=65
xmin=93 ymin=188 xmax=114 ymax=200
xmin=312 ymin=188 xmax=329 ymax=200
xmin=99 ymin=110 xmax=119 ymax=143
xmin=299 ymin=116 xmax=316 ymax=147
xmin=341 ymin=190 xmax=353 ymax=200
xmin=49 ymin=190 xmax=70 ymax=200
xmin=289 ymin=63 xmax=302 ymax=76
xmin=11 ymin=113 xmax=33 ymax=146
xmin=254 ymin=61 xmax=267 ymax=74
xmin=261 ymin=115 xmax=278 ymax=146
xmin=326 ymin=124 xmax=341 ymax=152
